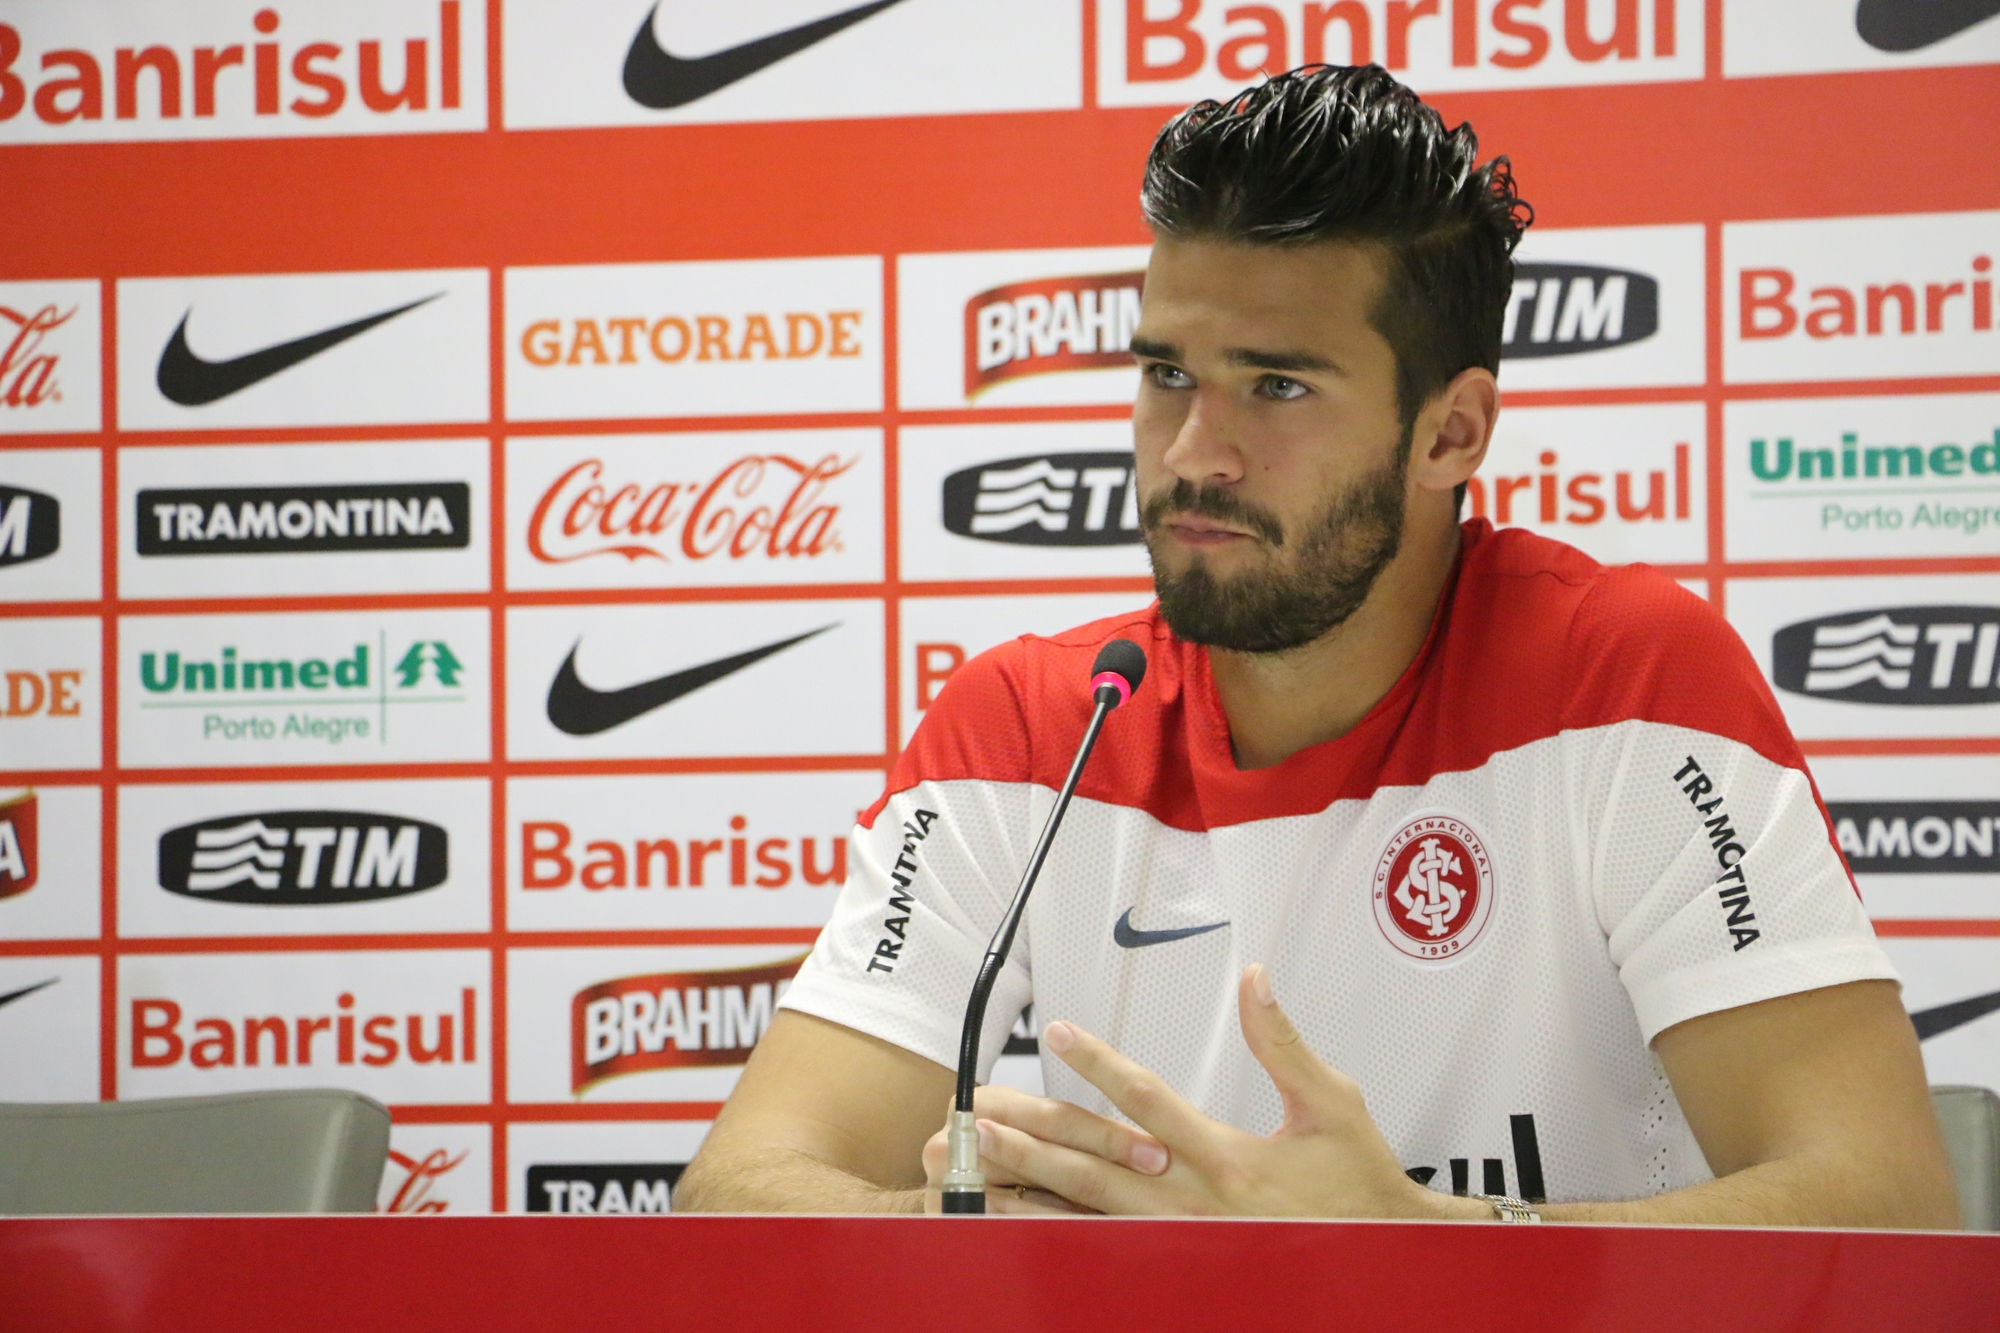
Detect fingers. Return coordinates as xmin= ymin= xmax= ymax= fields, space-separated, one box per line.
xmin=1042 ymin=1020 xmax=1215 ymax=1155
xmin=919 ymin=1121 xmax=1100 ymax=1216
xmin=975 ymin=1117 xmax=1167 ymax=1216
xmin=1236 ymin=963 xmax=1345 ymax=1132
xmin=972 ymin=1082 xmax=1169 ymax=1176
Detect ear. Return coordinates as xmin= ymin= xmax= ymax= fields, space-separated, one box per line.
xmin=1409 ymin=367 xmax=1498 ymax=494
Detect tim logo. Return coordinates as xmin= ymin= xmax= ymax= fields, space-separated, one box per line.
xmin=1372 ymin=814 xmax=1493 ymax=962
xmin=0 ymin=304 xmax=70 ymax=408
xmin=1773 ymin=607 xmax=2000 ymax=704
xmin=157 ymin=811 xmax=447 ymax=904
xmin=942 ymin=452 xmax=1140 ymax=547
xmin=1502 ymin=264 xmax=1658 ymax=359
xmin=0 ymin=791 xmax=35 ymax=899
xmin=572 ymin=955 xmax=806 ymax=1093
xmin=527 ymin=1163 xmax=682 ymax=1214
xmin=1830 ymin=801 xmax=2000 ymax=873
xmin=136 ymin=482 xmax=470 ymax=556
xmin=964 ymin=272 xmax=1143 ymax=398
xmin=0 ymin=485 xmax=58 ymax=567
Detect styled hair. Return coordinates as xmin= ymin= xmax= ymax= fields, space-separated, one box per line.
xmin=1140 ymin=65 xmax=1532 ymax=427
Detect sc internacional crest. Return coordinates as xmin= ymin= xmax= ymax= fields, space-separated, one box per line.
xmin=1373 ymin=813 xmax=1494 ymax=962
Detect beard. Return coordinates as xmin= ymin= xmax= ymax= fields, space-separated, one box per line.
xmin=1143 ymin=429 xmax=1410 ymax=654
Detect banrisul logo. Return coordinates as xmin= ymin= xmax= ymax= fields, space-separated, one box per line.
xmin=1773 ymin=607 xmax=2000 ymax=704
xmin=159 ymin=811 xmax=447 ymax=904
xmin=942 ymin=452 xmax=1140 ymax=546
xmin=0 ymin=484 xmax=58 ymax=566
xmin=1747 ymin=429 xmax=2000 ymax=533
xmin=137 ymin=482 xmax=470 ymax=555
xmin=1502 ymin=264 xmax=1658 ymax=358
xmin=138 ymin=633 xmax=467 ymax=744
xmin=1828 ymin=802 xmax=2000 ymax=873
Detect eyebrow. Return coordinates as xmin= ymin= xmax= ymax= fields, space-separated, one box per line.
xmin=1127 ymin=337 xmax=1338 ymax=375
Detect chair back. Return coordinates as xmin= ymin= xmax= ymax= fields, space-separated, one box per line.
xmin=1932 ymin=1084 xmax=2000 ymax=1232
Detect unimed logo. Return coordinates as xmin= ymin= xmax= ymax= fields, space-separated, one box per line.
xmin=158 ymin=810 xmax=447 ymax=905
xmin=1747 ymin=429 xmax=2000 ymax=535
xmin=1773 ymin=607 xmax=2000 ymax=703
xmin=572 ymin=956 xmax=805 ymax=1093
xmin=942 ymin=452 xmax=1141 ymax=546
xmin=137 ymin=482 xmax=469 ymax=556
xmin=964 ymin=272 xmax=1143 ymax=398
xmin=1829 ymin=801 xmax=2000 ymax=873
xmin=133 ymin=987 xmax=477 ymax=1070
xmin=1501 ymin=264 xmax=1658 ymax=358
xmin=527 ymin=454 xmax=851 ymax=567
xmin=0 ymin=484 xmax=58 ymax=567
xmin=0 ymin=791 xmax=35 ymax=899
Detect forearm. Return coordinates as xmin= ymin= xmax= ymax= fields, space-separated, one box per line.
xmin=673 ymin=1143 xmax=925 ymax=1215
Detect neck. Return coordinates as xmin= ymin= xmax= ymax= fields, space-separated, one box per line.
xmin=1208 ymin=508 xmax=1462 ymax=770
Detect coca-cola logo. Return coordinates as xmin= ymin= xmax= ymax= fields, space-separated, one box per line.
xmin=0 ymin=304 xmax=72 ymax=410
xmin=527 ymin=454 xmax=853 ymax=566
xmin=380 ymin=1146 xmax=470 ymax=1214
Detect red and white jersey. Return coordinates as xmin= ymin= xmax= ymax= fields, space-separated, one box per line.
xmin=781 ymin=521 xmax=1894 ymax=1203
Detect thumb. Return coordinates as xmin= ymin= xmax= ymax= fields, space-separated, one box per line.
xmin=1238 ymin=963 xmax=1341 ymax=1132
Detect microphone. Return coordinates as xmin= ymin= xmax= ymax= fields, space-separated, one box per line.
xmin=940 ymin=638 xmax=1148 ymax=1214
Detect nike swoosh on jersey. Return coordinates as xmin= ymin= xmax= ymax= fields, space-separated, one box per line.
xmin=1112 ymin=908 xmax=1229 ymax=949
xmin=546 ymin=624 xmax=837 ymax=736
xmin=622 ymin=0 xmax=910 ymax=109
xmin=0 ymin=978 xmax=57 ymax=1012
xmin=1856 ymin=0 xmax=2000 ymax=51
xmin=154 ymin=293 xmax=441 ymax=407
xmin=1910 ymin=987 xmax=2000 ymax=1040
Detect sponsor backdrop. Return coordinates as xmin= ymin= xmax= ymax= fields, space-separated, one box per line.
xmin=1 ymin=1 xmax=1997 ymax=1213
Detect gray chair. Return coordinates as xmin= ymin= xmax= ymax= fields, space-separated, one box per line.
xmin=0 ymin=1089 xmax=390 ymax=1215
xmin=1932 ymin=1084 xmax=2000 ymax=1231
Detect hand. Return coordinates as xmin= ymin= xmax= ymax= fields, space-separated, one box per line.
xmin=919 ymin=1082 xmax=1172 ymax=1215
xmin=972 ymin=964 xmax=1471 ymax=1218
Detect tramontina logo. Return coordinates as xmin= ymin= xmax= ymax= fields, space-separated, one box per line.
xmin=158 ymin=811 xmax=448 ymax=905
xmin=527 ymin=1163 xmax=683 ymax=1214
xmin=942 ymin=452 xmax=1140 ymax=546
xmin=1828 ymin=802 xmax=2000 ymax=874
xmin=0 ymin=484 xmax=59 ymax=567
xmin=136 ymin=483 xmax=471 ymax=556
xmin=139 ymin=634 xmax=468 ymax=745
xmin=1501 ymin=264 xmax=1658 ymax=359
xmin=1774 ymin=607 xmax=2000 ymax=704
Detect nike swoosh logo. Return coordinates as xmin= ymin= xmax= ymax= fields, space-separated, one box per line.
xmin=1911 ymin=987 xmax=2000 ymax=1040
xmin=155 ymin=293 xmax=441 ymax=407
xmin=546 ymin=624 xmax=837 ymax=736
xmin=1856 ymin=0 xmax=2000 ymax=51
xmin=623 ymin=0 xmax=911 ymax=109
xmin=1112 ymin=908 xmax=1229 ymax=949
xmin=0 ymin=978 xmax=57 ymax=1012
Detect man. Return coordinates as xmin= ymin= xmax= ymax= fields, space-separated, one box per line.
xmin=675 ymin=66 xmax=1957 ymax=1226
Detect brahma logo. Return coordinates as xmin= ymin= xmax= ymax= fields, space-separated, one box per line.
xmin=136 ymin=482 xmax=470 ymax=556
xmin=1373 ymin=813 xmax=1493 ymax=962
xmin=964 ymin=273 xmax=1143 ymax=398
xmin=158 ymin=810 xmax=448 ymax=905
xmin=527 ymin=1163 xmax=681 ymax=1214
xmin=1773 ymin=607 xmax=2000 ymax=703
xmin=0 ymin=2 xmax=483 ymax=144
xmin=942 ymin=452 xmax=1141 ymax=547
xmin=1829 ymin=801 xmax=2000 ymax=873
xmin=1501 ymin=264 xmax=1658 ymax=359
xmin=572 ymin=955 xmax=805 ymax=1092
xmin=0 ymin=485 xmax=58 ymax=567
xmin=0 ymin=791 xmax=35 ymax=900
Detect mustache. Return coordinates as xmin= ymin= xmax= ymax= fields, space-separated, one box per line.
xmin=1140 ymin=480 xmax=1286 ymax=547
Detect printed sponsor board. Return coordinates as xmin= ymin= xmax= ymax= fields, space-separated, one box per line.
xmin=0 ymin=785 xmax=100 ymax=941
xmin=1724 ymin=392 xmax=2000 ymax=563
xmin=1470 ymin=402 xmax=1705 ymax=566
xmin=899 ymin=421 xmax=1153 ymax=582
xmin=501 ymin=0 xmax=1081 ymax=130
xmin=117 ymin=778 xmax=490 ymax=939
xmin=118 ymin=608 xmax=490 ymax=769
xmin=0 ymin=954 xmax=99 ymax=1102
xmin=1723 ymin=210 xmax=2000 ymax=386
xmin=897 ymin=246 xmax=1151 ymax=410
xmin=1496 ymin=225 xmax=1704 ymax=391
xmin=1 ymin=616 xmax=100 ymax=772
xmin=0 ymin=446 xmax=101 ymax=602
xmin=119 ymin=439 xmax=488 ymax=600
xmin=505 ymin=599 xmax=884 ymax=761
xmin=116 ymin=269 xmax=489 ymax=430
xmin=507 ymin=771 xmax=876 ymax=931
xmin=1811 ymin=755 xmax=2000 ymax=921
xmin=504 ymin=430 xmax=882 ymax=591
xmin=0 ymin=1 xmax=486 ymax=144
xmin=1725 ymin=0 xmax=2000 ymax=79
xmin=505 ymin=258 xmax=882 ymax=422
xmin=506 ymin=944 xmax=806 ymax=1103
xmin=899 ymin=591 xmax=1154 ymax=744
xmin=1877 ymin=936 xmax=2000 ymax=1095
xmin=1727 ymin=573 xmax=2000 ymax=740
xmin=379 ymin=1123 xmax=491 ymax=1214
xmin=506 ymin=1119 xmax=711 ymax=1213
xmin=1098 ymin=0 xmax=1702 ymax=105
xmin=119 ymin=949 xmax=489 ymax=1103
xmin=0 ymin=279 xmax=100 ymax=434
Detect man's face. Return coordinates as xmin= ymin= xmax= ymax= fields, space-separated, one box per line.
xmin=1130 ymin=237 xmax=1414 ymax=654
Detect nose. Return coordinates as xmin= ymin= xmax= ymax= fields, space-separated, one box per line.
xmin=1160 ymin=390 xmax=1244 ymax=490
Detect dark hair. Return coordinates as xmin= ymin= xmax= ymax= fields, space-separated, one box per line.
xmin=1140 ymin=65 xmax=1532 ymax=429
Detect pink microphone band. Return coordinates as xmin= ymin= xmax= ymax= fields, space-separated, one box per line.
xmin=1090 ymin=671 xmax=1133 ymax=708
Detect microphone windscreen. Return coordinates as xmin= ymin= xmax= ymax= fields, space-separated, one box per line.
xmin=1090 ymin=639 xmax=1147 ymax=696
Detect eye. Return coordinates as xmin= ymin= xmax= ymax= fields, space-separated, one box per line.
xmin=1259 ymin=375 xmax=1310 ymax=401
xmin=1144 ymin=362 xmax=1193 ymax=390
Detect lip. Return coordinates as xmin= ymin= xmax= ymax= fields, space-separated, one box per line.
xmin=1163 ymin=516 xmax=1256 ymax=547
